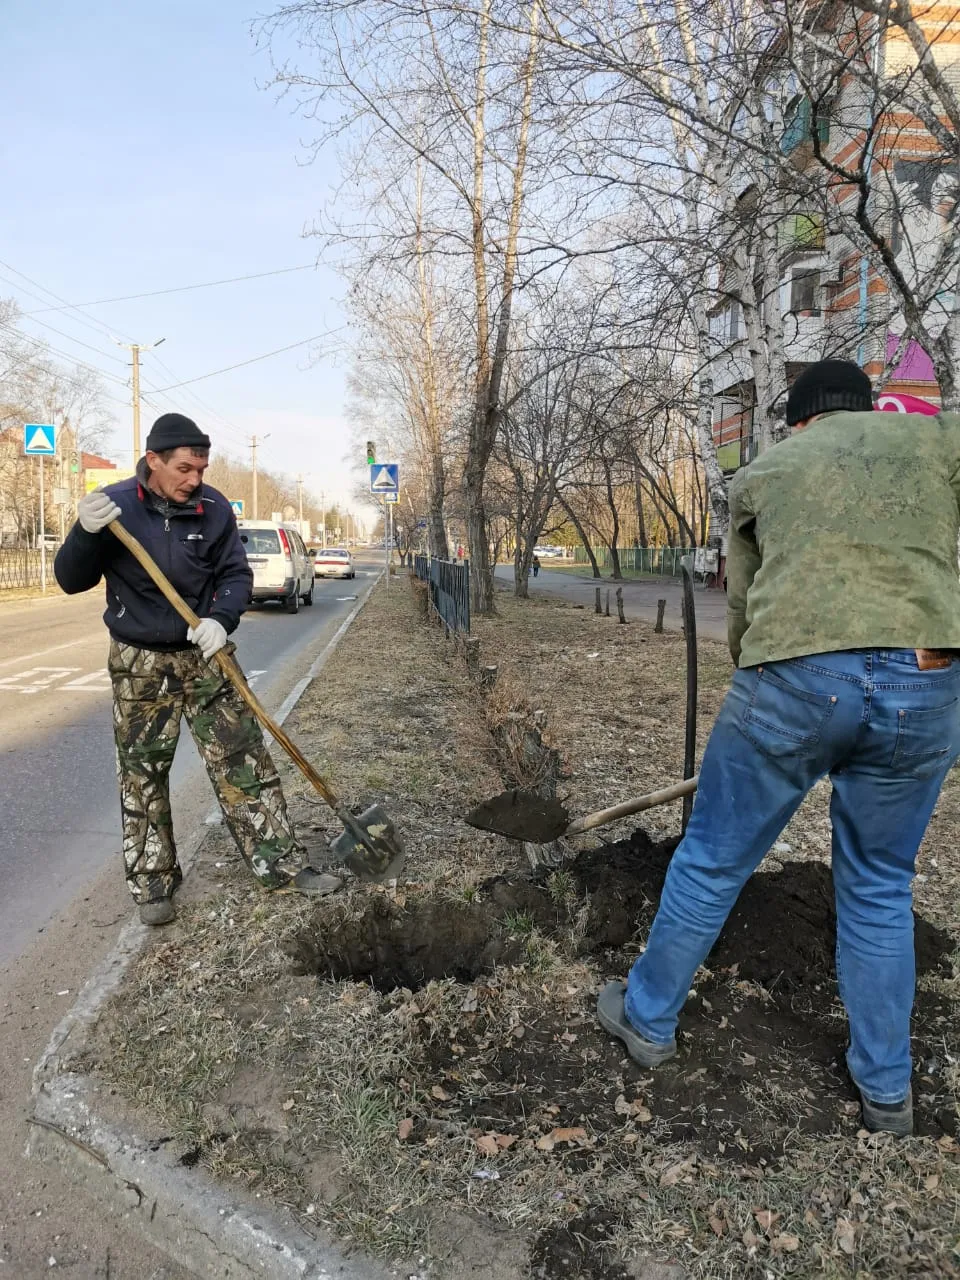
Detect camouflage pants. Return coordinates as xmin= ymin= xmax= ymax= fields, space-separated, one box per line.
xmin=109 ymin=640 xmax=303 ymax=904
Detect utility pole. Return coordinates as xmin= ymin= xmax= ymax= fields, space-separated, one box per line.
xmin=296 ymin=475 xmax=304 ymax=525
xmin=250 ymin=436 xmax=260 ymax=519
xmin=320 ymin=490 xmax=326 ymax=547
xmin=116 ymin=338 xmax=164 ymax=461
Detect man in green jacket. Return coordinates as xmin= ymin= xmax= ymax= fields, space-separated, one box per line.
xmin=598 ymin=359 xmax=960 ymax=1137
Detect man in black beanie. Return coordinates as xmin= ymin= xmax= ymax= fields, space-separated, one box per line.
xmin=54 ymin=414 xmax=333 ymax=925
xmin=599 ymin=359 xmax=960 ymax=1139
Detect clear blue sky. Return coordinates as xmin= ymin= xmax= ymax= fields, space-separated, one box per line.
xmin=1 ymin=0 xmax=366 ymax=518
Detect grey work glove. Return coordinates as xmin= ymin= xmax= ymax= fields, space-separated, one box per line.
xmin=187 ymin=618 xmax=228 ymax=662
xmin=77 ymin=489 xmax=121 ymax=534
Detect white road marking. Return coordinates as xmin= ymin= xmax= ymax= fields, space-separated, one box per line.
xmin=0 ymin=666 xmax=81 ymax=694
xmin=61 ymin=670 xmax=112 ymax=692
xmin=0 ymin=635 xmax=102 ymax=671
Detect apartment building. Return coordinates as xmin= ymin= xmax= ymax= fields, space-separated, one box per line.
xmin=711 ymin=3 xmax=960 ymax=473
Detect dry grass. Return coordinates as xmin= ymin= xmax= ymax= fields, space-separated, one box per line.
xmin=82 ymin=578 xmax=960 ymax=1279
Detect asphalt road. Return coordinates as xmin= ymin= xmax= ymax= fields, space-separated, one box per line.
xmin=0 ymin=559 xmax=380 ymax=969
xmin=494 ymin=562 xmax=729 ymax=644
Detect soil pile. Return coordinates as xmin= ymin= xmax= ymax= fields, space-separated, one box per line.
xmin=290 ymin=830 xmax=957 ymax=1160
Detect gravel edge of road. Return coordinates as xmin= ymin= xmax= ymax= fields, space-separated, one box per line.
xmin=27 ymin=579 xmax=399 ymax=1280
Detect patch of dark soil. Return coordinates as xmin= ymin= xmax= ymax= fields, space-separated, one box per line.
xmin=285 ymin=894 xmax=523 ymax=992
xmin=530 ymin=1209 xmax=633 ymax=1280
xmin=292 ymin=829 xmax=958 ymax=1156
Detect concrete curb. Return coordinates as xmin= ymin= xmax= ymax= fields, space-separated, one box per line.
xmin=29 ymin=580 xmax=398 ymax=1280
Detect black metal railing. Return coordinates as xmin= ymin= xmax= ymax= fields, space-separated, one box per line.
xmin=414 ymin=555 xmax=471 ymax=636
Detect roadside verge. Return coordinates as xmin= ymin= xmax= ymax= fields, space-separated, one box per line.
xmin=32 ymin=578 xmax=960 ymax=1280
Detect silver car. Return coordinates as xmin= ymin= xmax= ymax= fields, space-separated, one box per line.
xmin=312 ymin=547 xmax=355 ymax=579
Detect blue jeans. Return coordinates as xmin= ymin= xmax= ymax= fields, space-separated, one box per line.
xmin=625 ymin=649 xmax=960 ymax=1103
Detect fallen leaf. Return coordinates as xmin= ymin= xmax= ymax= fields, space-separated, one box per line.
xmin=282 ymin=1099 xmax=295 ymax=1112
xmin=741 ymin=1053 xmax=757 ymax=1067
xmin=708 ymin=1215 xmax=727 ymax=1237
xmin=397 ymin=1118 xmax=414 ymax=1141
xmin=536 ymin=1125 xmax=588 ymax=1152
xmin=741 ymin=1228 xmax=759 ymax=1248
xmin=475 ymin=1135 xmax=499 ymax=1158
xmin=495 ymin=1134 xmax=517 ymax=1150
xmin=835 ymin=1219 xmax=856 ymax=1255
xmin=551 ymin=1126 xmax=588 ymax=1143
xmin=431 ymin=1085 xmax=452 ymax=1102
xmin=771 ymin=1233 xmax=800 ymax=1253
xmin=754 ymin=1208 xmax=780 ymax=1235
xmin=924 ymin=1173 xmax=940 ymax=1192
xmin=660 ymin=1155 xmax=697 ymax=1187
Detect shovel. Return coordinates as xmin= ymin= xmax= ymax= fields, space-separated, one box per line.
xmin=108 ymin=520 xmax=404 ymax=881
xmin=465 ymin=775 xmax=698 ymax=843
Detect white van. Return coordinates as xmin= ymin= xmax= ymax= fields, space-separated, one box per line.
xmin=237 ymin=520 xmax=314 ymax=613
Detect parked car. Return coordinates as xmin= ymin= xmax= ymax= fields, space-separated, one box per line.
xmin=237 ymin=519 xmax=314 ymax=613
xmin=312 ymin=546 xmax=355 ymax=579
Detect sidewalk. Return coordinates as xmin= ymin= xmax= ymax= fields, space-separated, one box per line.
xmin=493 ymin=564 xmax=728 ymax=646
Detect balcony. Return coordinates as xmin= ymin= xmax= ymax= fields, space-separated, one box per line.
xmin=781 ymin=96 xmax=829 ymax=156
xmin=779 ymin=211 xmax=826 ymax=262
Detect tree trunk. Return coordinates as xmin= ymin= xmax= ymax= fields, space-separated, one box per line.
xmin=633 ymin=465 xmax=648 ymax=547
xmin=558 ymin=495 xmax=601 ymax=576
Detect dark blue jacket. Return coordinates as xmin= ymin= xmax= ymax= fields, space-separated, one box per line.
xmin=55 ymin=473 xmax=253 ymax=650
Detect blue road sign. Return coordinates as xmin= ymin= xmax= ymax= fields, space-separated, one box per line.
xmin=230 ymin=499 xmax=245 ymax=517
xmin=24 ymin=423 xmax=56 ymax=455
xmin=416 ymin=520 xmax=427 ymax=530
xmin=369 ymin=463 xmax=399 ymax=495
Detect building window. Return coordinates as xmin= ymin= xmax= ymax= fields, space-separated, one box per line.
xmin=790 ymin=269 xmax=821 ymax=315
xmin=708 ymin=303 xmax=741 ymax=344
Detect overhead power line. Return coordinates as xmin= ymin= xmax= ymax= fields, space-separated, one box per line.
xmin=23 ymin=264 xmax=316 ymax=313
xmin=149 ymin=334 xmax=329 ymax=391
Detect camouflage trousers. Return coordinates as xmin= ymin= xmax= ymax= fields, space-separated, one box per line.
xmin=109 ymin=640 xmax=303 ymax=904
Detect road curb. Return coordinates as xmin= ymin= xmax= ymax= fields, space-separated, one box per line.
xmin=28 ymin=578 xmax=398 ymax=1280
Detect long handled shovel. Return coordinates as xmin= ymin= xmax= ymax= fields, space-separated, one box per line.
xmin=465 ymin=775 xmax=699 ymax=844
xmin=108 ymin=520 xmax=404 ymax=881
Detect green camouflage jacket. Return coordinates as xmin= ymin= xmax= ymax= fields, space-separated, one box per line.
xmin=727 ymin=409 xmax=960 ymax=667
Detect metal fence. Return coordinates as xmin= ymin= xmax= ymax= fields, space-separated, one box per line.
xmin=414 ymin=554 xmax=471 ymax=636
xmin=0 ymin=547 xmax=49 ymax=590
xmin=574 ymin=545 xmax=693 ymax=577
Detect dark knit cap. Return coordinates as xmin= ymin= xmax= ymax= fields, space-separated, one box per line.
xmin=785 ymin=359 xmax=873 ymax=426
xmin=145 ymin=413 xmax=211 ymax=453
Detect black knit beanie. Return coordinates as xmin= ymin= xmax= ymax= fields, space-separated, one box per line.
xmin=785 ymin=360 xmax=873 ymax=426
xmin=145 ymin=413 xmax=211 ymax=453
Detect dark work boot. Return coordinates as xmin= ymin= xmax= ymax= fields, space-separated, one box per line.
xmin=290 ymin=867 xmax=343 ymax=896
xmin=860 ymin=1086 xmax=913 ymax=1137
xmin=139 ymin=898 xmax=176 ymax=926
xmin=597 ymin=981 xmax=677 ymax=1067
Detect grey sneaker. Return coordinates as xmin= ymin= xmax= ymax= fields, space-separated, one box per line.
xmin=597 ymin=981 xmax=677 ymax=1067
xmin=139 ymin=898 xmax=176 ymax=927
xmin=290 ymin=868 xmax=343 ymax=896
xmin=860 ymin=1086 xmax=913 ymax=1137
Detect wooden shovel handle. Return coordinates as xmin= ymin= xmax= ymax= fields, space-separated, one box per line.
xmin=566 ymin=775 xmax=699 ymax=836
xmin=108 ymin=519 xmax=342 ymax=811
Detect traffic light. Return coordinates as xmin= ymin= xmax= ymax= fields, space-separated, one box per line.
xmin=366 ymin=440 xmax=376 ymax=465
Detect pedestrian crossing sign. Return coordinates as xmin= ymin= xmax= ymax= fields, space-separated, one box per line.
xmin=230 ymin=499 xmax=245 ymax=517
xmin=369 ymin=463 xmax=399 ymax=495
xmin=24 ymin=423 xmax=56 ymax=455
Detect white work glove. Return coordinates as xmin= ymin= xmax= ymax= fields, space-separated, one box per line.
xmin=78 ymin=489 xmax=121 ymax=534
xmin=187 ymin=618 xmax=228 ymax=662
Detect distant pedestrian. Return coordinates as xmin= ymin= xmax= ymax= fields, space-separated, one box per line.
xmin=532 ymin=555 xmax=541 ymax=578
xmin=54 ymin=413 xmax=333 ymax=927
xmin=598 ymin=359 xmax=960 ymax=1138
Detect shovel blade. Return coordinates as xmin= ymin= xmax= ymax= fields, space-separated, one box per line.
xmin=464 ymin=788 xmax=570 ymax=843
xmin=329 ymin=804 xmax=406 ymax=881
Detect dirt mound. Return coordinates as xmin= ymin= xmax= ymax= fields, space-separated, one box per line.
xmin=289 ymin=830 xmax=958 ymax=1157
